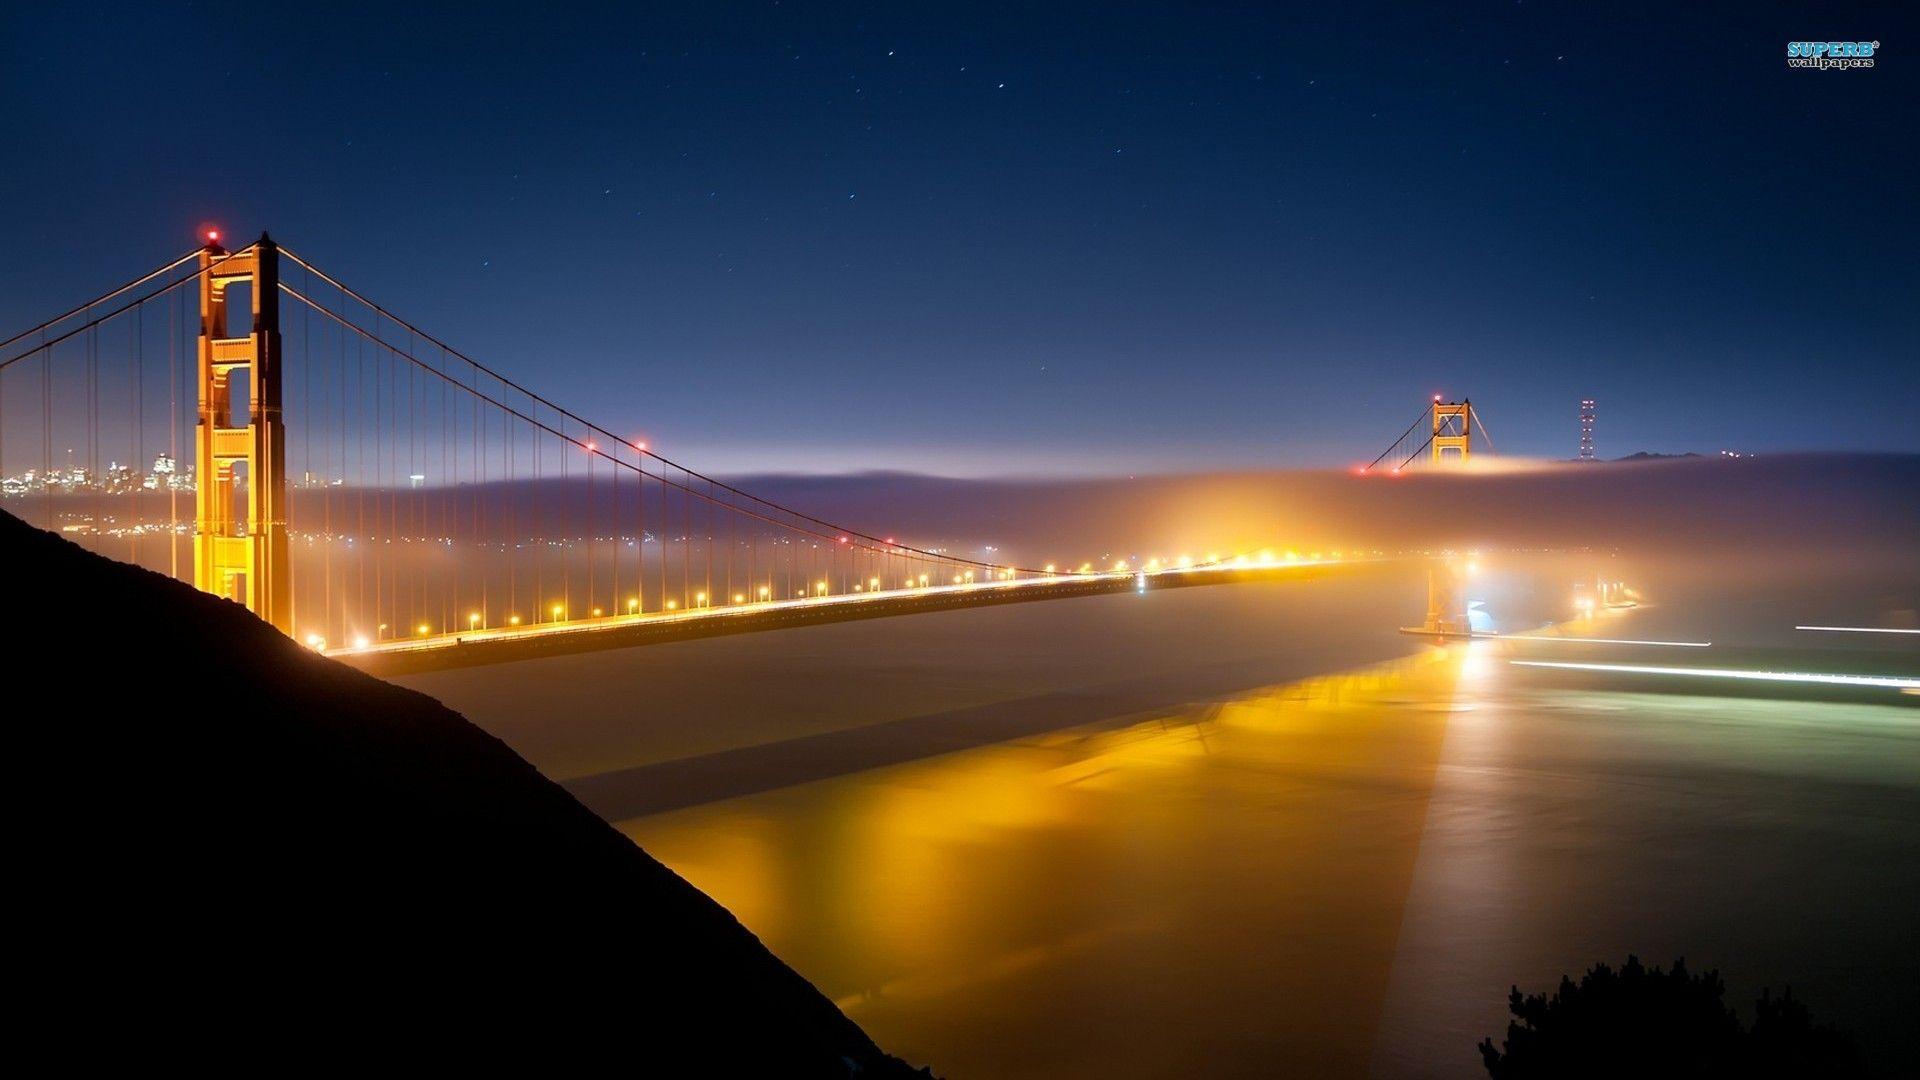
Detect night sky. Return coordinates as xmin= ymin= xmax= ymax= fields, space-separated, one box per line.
xmin=2 ymin=2 xmax=1913 ymax=475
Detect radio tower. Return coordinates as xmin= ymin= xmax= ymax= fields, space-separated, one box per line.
xmin=1579 ymin=398 xmax=1596 ymax=461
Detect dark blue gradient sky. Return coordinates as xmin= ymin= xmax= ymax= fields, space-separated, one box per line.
xmin=2 ymin=2 xmax=1913 ymax=474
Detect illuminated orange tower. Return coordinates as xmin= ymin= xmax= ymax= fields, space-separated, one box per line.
xmin=1431 ymin=398 xmax=1471 ymax=463
xmin=193 ymin=233 xmax=291 ymax=633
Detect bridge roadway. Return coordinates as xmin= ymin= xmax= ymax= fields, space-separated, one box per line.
xmin=336 ymin=558 xmax=1365 ymax=676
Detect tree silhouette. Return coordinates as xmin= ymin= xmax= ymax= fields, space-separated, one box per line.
xmin=1478 ymin=955 xmax=1863 ymax=1078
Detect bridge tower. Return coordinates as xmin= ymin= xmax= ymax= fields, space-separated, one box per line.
xmin=1421 ymin=564 xmax=1471 ymax=636
xmin=193 ymin=234 xmax=291 ymax=634
xmin=1431 ymin=398 xmax=1471 ymax=463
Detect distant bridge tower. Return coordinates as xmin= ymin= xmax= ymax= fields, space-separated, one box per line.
xmin=194 ymin=234 xmax=291 ymax=634
xmin=1398 ymin=560 xmax=1473 ymax=639
xmin=1431 ymin=398 xmax=1472 ymax=463
xmin=1408 ymin=563 xmax=1471 ymax=637
xmin=1579 ymin=398 xmax=1596 ymax=460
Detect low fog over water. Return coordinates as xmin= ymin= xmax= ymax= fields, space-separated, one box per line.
xmin=398 ymin=455 xmax=1917 ymax=1076
xmin=720 ymin=453 xmax=1919 ymax=573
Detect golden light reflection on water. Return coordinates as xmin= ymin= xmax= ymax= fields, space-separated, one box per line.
xmin=621 ymin=645 xmax=1480 ymax=1078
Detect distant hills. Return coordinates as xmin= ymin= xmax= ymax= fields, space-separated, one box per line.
xmin=4 ymin=507 xmax=927 ymax=1073
xmin=1556 ymin=451 xmax=1705 ymax=462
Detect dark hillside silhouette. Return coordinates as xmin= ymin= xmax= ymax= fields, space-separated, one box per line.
xmin=4 ymin=508 xmax=924 ymax=1074
xmin=1479 ymin=955 xmax=1862 ymax=1078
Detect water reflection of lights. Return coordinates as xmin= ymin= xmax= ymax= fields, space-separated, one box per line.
xmin=1510 ymin=660 xmax=1920 ymax=691
xmin=623 ymin=645 xmax=1473 ymax=1043
xmin=1459 ymin=638 xmax=1497 ymax=682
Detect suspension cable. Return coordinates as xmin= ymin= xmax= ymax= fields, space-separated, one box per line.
xmin=1468 ymin=403 xmax=1496 ymax=455
xmin=0 ymin=248 xmax=202 ymax=355
xmin=278 ymin=245 xmax=1037 ymax=574
xmin=0 ymin=246 xmax=257 ymax=375
xmin=1365 ymin=406 xmax=1430 ymax=471
xmin=279 ymin=282 xmax=1062 ymax=576
xmin=1395 ymin=426 xmax=1440 ymax=471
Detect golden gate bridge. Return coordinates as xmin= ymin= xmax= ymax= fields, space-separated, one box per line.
xmin=0 ymin=233 xmax=1485 ymax=672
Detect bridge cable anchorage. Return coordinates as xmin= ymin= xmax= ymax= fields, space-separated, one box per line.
xmin=274 ymin=246 xmax=1059 ymax=579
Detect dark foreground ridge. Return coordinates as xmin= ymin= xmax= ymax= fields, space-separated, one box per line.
xmin=5 ymin=508 xmax=925 ymax=1074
